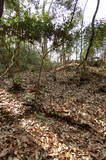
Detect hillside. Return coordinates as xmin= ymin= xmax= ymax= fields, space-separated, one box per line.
xmin=0 ymin=64 xmax=106 ymax=160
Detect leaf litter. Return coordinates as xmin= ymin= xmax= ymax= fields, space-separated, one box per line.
xmin=0 ymin=65 xmax=106 ymax=160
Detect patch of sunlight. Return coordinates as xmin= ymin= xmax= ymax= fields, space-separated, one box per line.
xmin=19 ymin=118 xmax=70 ymax=157
xmin=0 ymin=89 xmax=26 ymax=116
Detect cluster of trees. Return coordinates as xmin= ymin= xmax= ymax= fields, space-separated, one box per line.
xmin=0 ymin=0 xmax=106 ymax=75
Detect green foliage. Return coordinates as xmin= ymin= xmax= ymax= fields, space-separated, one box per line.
xmin=5 ymin=0 xmax=20 ymax=9
xmin=43 ymin=59 xmax=52 ymax=70
xmin=19 ymin=44 xmax=41 ymax=66
xmin=1 ymin=11 xmax=54 ymax=43
xmin=0 ymin=34 xmax=41 ymax=72
xmin=0 ymin=0 xmax=84 ymax=71
xmin=84 ymin=20 xmax=106 ymax=50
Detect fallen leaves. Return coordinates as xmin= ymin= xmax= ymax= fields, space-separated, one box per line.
xmin=0 ymin=66 xmax=106 ymax=159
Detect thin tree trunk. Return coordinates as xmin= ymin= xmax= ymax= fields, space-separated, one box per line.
xmin=84 ymin=0 xmax=100 ymax=62
xmin=78 ymin=0 xmax=100 ymax=68
xmin=62 ymin=43 xmax=66 ymax=64
xmin=15 ymin=2 xmax=21 ymax=70
xmin=76 ymin=42 xmax=78 ymax=61
xmin=80 ymin=0 xmax=88 ymax=60
xmin=43 ymin=36 xmax=48 ymax=61
xmin=48 ymin=0 xmax=54 ymax=13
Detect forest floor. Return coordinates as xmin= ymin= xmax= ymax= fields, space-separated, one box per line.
xmin=0 ymin=64 xmax=106 ymax=160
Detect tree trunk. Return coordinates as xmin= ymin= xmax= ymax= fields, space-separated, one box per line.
xmin=83 ymin=0 xmax=100 ymax=62
xmin=42 ymin=36 xmax=49 ymax=64
xmin=78 ymin=0 xmax=100 ymax=69
xmin=15 ymin=2 xmax=21 ymax=70
xmin=0 ymin=0 xmax=4 ymax=18
xmin=62 ymin=43 xmax=66 ymax=64
xmin=76 ymin=42 xmax=78 ymax=61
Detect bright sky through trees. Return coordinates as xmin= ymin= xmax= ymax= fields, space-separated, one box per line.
xmin=79 ymin=0 xmax=106 ymax=25
xmin=23 ymin=0 xmax=106 ymax=26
